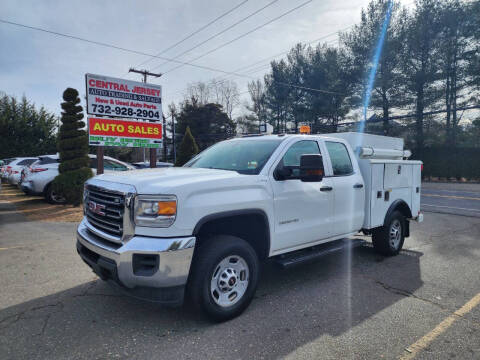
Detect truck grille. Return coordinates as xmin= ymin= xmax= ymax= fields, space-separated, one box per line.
xmin=85 ymin=186 xmax=125 ymax=241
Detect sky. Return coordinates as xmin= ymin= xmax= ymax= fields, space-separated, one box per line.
xmin=0 ymin=0 xmax=415 ymax=118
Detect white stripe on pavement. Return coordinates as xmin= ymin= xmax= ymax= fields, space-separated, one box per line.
xmin=422 ymin=204 xmax=480 ymax=212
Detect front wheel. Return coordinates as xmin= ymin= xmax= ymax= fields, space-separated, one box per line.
xmin=45 ymin=184 xmax=66 ymax=204
xmin=188 ymin=235 xmax=259 ymax=322
xmin=372 ymin=210 xmax=406 ymax=256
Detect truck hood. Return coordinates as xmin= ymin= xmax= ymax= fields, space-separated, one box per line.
xmin=91 ymin=167 xmax=249 ymax=194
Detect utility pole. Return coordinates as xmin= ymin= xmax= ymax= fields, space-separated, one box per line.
xmin=172 ymin=113 xmax=176 ymax=164
xmin=162 ymin=115 xmax=167 ymax=161
xmin=128 ymin=68 xmax=162 ymax=168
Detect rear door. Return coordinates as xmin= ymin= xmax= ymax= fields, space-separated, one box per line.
xmin=270 ymin=139 xmax=334 ymax=253
xmin=325 ymin=141 xmax=365 ymax=235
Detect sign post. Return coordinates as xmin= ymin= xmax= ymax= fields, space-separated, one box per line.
xmin=128 ymin=69 xmax=162 ymax=168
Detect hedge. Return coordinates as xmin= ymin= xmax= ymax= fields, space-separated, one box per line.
xmin=411 ymin=147 xmax=480 ymax=180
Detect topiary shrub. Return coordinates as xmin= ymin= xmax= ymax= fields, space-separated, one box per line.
xmin=175 ymin=126 xmax=199 ymax=166
xmin=53 ymin=88 xmax=92 ymax=206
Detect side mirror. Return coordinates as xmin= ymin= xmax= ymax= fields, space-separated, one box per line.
xmin=300 ymin=154 xmax=324 ymax=182
xmin=274 ymin=166 xmax=292 ymax=181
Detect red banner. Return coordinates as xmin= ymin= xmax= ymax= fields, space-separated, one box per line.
xmin=88 ymin=117 xmax=162 ymax=139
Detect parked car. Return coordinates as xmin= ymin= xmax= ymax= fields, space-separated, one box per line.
xmin=132 ymin=161 xmax=174 ymax=169
xmin=22 ymin=154 xmax=134 ymax=204
xmin=76 ymin=132 xmax=423 ymax=321
xmin=6 ymin=157 xmax=38 ymax=185
xmin=1 ymin=158 xmax=17 ymax=181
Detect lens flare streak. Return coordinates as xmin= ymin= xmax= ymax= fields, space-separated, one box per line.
xmin=358 ymin=0 xmax=394 ymax=134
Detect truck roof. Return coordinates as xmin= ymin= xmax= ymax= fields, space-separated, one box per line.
xmin=234 ymin=134 xmax=343 ymax=142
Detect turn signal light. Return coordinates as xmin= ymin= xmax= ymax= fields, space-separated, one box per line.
xmin=157 ymin=201 xmax=176 ymax=216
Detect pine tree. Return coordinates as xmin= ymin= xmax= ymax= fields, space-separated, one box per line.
xmin=53 ymin=88 xmax=92 ymax=206
xmin=175 ymin=126 xmax=199 ymax=166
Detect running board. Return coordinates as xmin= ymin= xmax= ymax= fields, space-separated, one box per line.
xmin=273 ymin=239 xmax=367 ymax=269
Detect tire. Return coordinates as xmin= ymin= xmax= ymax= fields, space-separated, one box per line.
xmin=45 ymin=184 xmax=66 ymax=204
xmin=372 ymin=210 xmax=406 ymax=256
xmin=188 ymin=235 xmax=260 ymax=322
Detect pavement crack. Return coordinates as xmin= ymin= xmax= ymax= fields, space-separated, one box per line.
xmin=71 ymin=281 xmax=97 ymax=298
xmin=0 ymin=301 xmax=64 ymax=330
xmin=376 ymin=280 xmax=446 ymax=309
xmin=358 ymin=273 xmax=447 ymax=310
xmin=38 ymin=313 xmax=51 ymax=336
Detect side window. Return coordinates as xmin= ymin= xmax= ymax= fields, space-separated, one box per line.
xmin=279 ymin=140 xmax=321 ymax=179
xmin=39 ymin=157 xmax=59 ymax=165
xmin=326 ymin=142 xmax=353 ymax=176
xmin=105 ymin=160 xmax=128 ymax=171
xmin=18 ymin=159 xmax=36 ymax=165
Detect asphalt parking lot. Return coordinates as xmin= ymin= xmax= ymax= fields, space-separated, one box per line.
xmin=421 ymin=182 xmax=480 ymax=218
xmin=0 ymin=183 xmax=479 ymax=359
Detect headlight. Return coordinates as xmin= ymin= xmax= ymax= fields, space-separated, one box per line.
xmin=83 ymin=185 xmax=89 ymax=214
xmin=134 ymin=195 xmax=177 ymax=227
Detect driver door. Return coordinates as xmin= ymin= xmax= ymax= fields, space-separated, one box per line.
xmin=270 ymin=139 xmax=334 ymax=254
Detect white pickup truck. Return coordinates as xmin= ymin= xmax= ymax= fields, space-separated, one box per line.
xmin=76 ymin=132 xmax=423 ymax=321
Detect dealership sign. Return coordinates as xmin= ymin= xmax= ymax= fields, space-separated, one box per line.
xmin=86 ymin=73 xmax=162 ymax=122
xmin=88 ymin=117 xmax=162 ymax=148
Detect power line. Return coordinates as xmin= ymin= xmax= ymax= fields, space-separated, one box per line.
xmin=131 ymin=0 xmax=249 ymax=71
xmin=0 ymin=17 xmax=343 ymax=95
xmin=222 ymin=27 xmax=351 ymax=77
xmin=168 ymin=37 xmax=342 ymax=100
xmin=161 ymin=0 xmax=315 ymax=76
xmin=218 ymin=37 xmax=340 ymax=84
xmin=149 ymin=0 xmax=280 ymax=72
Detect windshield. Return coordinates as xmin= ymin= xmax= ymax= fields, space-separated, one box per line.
xmin=185 ymin=139 xmax=282 ymax=175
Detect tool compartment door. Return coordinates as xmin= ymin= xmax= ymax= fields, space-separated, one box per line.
xmin=384 ymin=163 xmax=412 ymax=189
xmin=370 ymin=163 xmax=388 ymax=228
xmin=411 ymin=164 xmax=422 ymax=217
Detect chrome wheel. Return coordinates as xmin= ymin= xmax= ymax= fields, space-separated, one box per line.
xmin=210 ymin=255 xmax=249 ymax=307
xmin=389 ymin=219 xmax=402 ymax=249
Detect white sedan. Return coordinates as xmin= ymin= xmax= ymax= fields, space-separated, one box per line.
xmin=21 ymin=154 xmax=134 ymax=204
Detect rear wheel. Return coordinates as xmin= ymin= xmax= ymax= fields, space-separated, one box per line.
xmin=372 ymin=210 xmax=405 ymax=256
xmin=45 ymin=184 xmax=66 ymax=204
xmin=188 ymin=235 xmax=259 ymax=322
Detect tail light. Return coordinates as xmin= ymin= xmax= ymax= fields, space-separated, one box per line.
xmin=6 ymin=166 xmax=11 ymax=173
xmin=12 ymin=170 xmax=19 ymax=174
xmin=31 ymin=168 xmax=48 ymax=173
xmin=421 ymin=164 xmax=424 ymax=171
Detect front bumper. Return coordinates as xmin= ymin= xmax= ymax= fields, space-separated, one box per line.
xmin=76 ymin=219 xmax=195 ymax=305
xmin=21 ymin=181 xmax=34 ymax=194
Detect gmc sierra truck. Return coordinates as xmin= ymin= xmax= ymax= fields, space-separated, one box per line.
xmin=76 ymin=132 xmax=423 ymax=321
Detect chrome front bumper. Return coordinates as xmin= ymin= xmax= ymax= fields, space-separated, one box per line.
xmin=76 ymin=219 xmax=195 ymax=303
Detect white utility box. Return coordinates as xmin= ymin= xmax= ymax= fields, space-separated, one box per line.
xmin=327 ymin=132 xmax=422 ymax=229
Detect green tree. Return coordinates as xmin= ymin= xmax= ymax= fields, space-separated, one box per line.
xmin=175 ymin=100 xmax=235 ymax=150
xmin=175 ymin=126 xmax=199 ymax=166
xmin=53 ymin=88 xmax=92 ymax=206
xmin=304 ymin=44 xmax=354 ymax=133
xmin=264 ymin=59 xmax=291 ymax=133
xmin=263 ymin=43 xmax=354 ymax=134
xmin=235 ymin=114 xmax=259 ymax=134
xmin=0 ymin=94 xmax=58 ymax=158
xmin=342 ymin=0 xmax=408 ymax=135
xmin=438 ymin=0 xmax=478 ymax=146
xmin=400 ymin=0 xmax=442 ymax=154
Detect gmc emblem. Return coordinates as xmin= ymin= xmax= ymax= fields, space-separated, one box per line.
xmin=88 ymin=200 xmax=106 ymax=216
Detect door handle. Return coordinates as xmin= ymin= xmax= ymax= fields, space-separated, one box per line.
xmin=320 ymin=186 xmax=333 ymax=192
xmin=353 ymin=183 xmax=364 ymax=189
